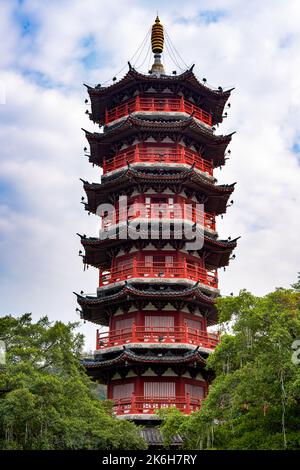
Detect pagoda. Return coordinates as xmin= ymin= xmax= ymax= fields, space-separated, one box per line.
xmin=76 ymin=16 xmax=238 ymax=424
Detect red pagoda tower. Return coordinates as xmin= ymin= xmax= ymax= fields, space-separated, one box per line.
xmin=76 ymin=17 xmax=237 ymax=425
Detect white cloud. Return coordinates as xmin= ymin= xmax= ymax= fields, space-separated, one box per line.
xmin=1 ymin=0 xmax=300 ymax=350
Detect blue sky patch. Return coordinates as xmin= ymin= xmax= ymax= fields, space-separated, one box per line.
xmin=80 ymin=34 xmax=110 ymax=69
xmin=0 ymin=179 xmax=25 ymax=213
xmin=176 ymin=10 xmax=225 ymax=25
xmin=81 ymin=34 xmax=95 ymax=49
xmin=198 ymin=10 xmax=225 ymax=24
xmin=81 ymin=50 xmax=98 ymax=69
xmin=279 ymin=34 xmax=294 ymax=49
xmin=21 ymin=69 xmax=59 ymax=89
xmin=291 ymin=141 xmax=300 ymax=154
xmin=13 ymin=6 xmax=39 ymax=38
xmin=291 ymin=141 xmax=300 ymax=164
xmin=249 ymin=223 xmax=266 ymax=232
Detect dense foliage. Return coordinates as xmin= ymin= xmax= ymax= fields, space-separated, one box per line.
xmin=159 ymin=285 xmax=300 ymax=450
xmin=0 ymin=314 xmax=146 ymax=450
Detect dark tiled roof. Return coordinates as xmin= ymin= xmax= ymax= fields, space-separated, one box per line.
xmin=82 ymin=347 xmax=206 ymax=369
xmin=79 ymin=233 xmax=239 ymax=270
xmin=85 ymin=67 xmax=232 ymax=126
xmin=75 ymin=282 xmax=216 ymax=305
xmin=82 ymin=166 xmax=236 ymax=215
xmin=100 ymin=115 xmax=228 ymax=140
xmin=86 ymin=67 xmax=232 ymax=98
xmin=84 ymin=115 xmax=233 ymax=167
xmin=74 ymin=282 xmax=218 ymax=326
xmin=139 ymin=426 xmax=183 ymax=446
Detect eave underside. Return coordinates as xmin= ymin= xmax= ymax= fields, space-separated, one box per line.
xmin=84 ymin=362 xmax=210 ymax=383
xmin=85 ymin=115 xmax=233 ymax=167
xmin=82 ymin=167 xmax=235 ymax=215
xmin=79 ymin=234 xmax=238 ymax=270
xmin=75 ymin=283 xmax=217 ymax=326
xmin=82 ymin=347 xmax=207 ymax=382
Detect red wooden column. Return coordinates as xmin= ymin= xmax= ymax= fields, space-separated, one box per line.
xmin=184 ymin=323 xmax=189 ymax=343
xmin=164 ymin=98 xmax=170 ymax=111
xmin=179 ymin=95 xmax=184 ymax=112
xmin=134 ymin=143 xmax=139 ymax=163
xmin=186 ymin=392 xmax=191 ymax=414
xmin=102 ymin=156 xmax=106 ymax=173
xmin=132 ymin=322 xmax=137 ymax=342
xmin=135 ymin=95 xmax=141 ymax=111
xmin=180 ymin=145 xmax=185 ymax=163
xmin=130 ymin=392 xmax=137 ymax=414
xmin=133 ymin=257 xmax=137 ymax=277
xmin=117 ymin=399 xmax=122 ymax=415
xmin=183 ymin=259 xmax=187 ymax=279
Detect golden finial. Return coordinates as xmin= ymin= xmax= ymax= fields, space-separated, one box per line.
xmin=151 ymin=15 xmax=164 ymax=54
xmin=150 ymin=15 xmax=165 ymax=75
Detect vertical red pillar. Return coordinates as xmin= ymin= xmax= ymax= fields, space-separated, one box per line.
xmin=186 ymin=392 xmax=191 ymax=414
xmin=130 ymin=392 xmax=137 ymax=414
xmin=132 ymin=321 xmax=137 ymax=342
xmin=135 ymin=95 xmax=141 ymax=111
xmin=180 ymin=95 xmax=184 ymax=112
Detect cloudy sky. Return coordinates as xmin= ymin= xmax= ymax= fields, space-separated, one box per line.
xmin=1 ymin=0 xmax=300 ymax=350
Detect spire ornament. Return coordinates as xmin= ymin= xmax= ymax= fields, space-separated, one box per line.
xmin=151 ymin=15 xmax=165 ymax=75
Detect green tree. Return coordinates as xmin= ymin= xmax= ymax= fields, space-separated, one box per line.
xmin=159 ymin=286 xmax=300 ymax=450
xmin=291 ymin=272 xmax=300 ymax=291
xmin=0 ymin=314 xmax=146 ymax=450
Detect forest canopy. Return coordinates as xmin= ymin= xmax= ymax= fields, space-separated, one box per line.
xmin=159 ymin=283 xmax=300 ymax=450
xmin=0 ymin=314 xmax=146 ymax=450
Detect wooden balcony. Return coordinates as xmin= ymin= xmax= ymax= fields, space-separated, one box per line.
xmin=105 ymin=96 xmax=212 ymax=126
xmin=102 ymin=144 xmax=213 ymax=176
xmin=99 ymin=261 xmax=218 ymax=288
xmin=101 ymin=205 xmax=216 ymax=231
xmin=113 ymin=393 xmax=201 ymax=415
xmin=96 ymin=325 xmax=220 ymax=350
